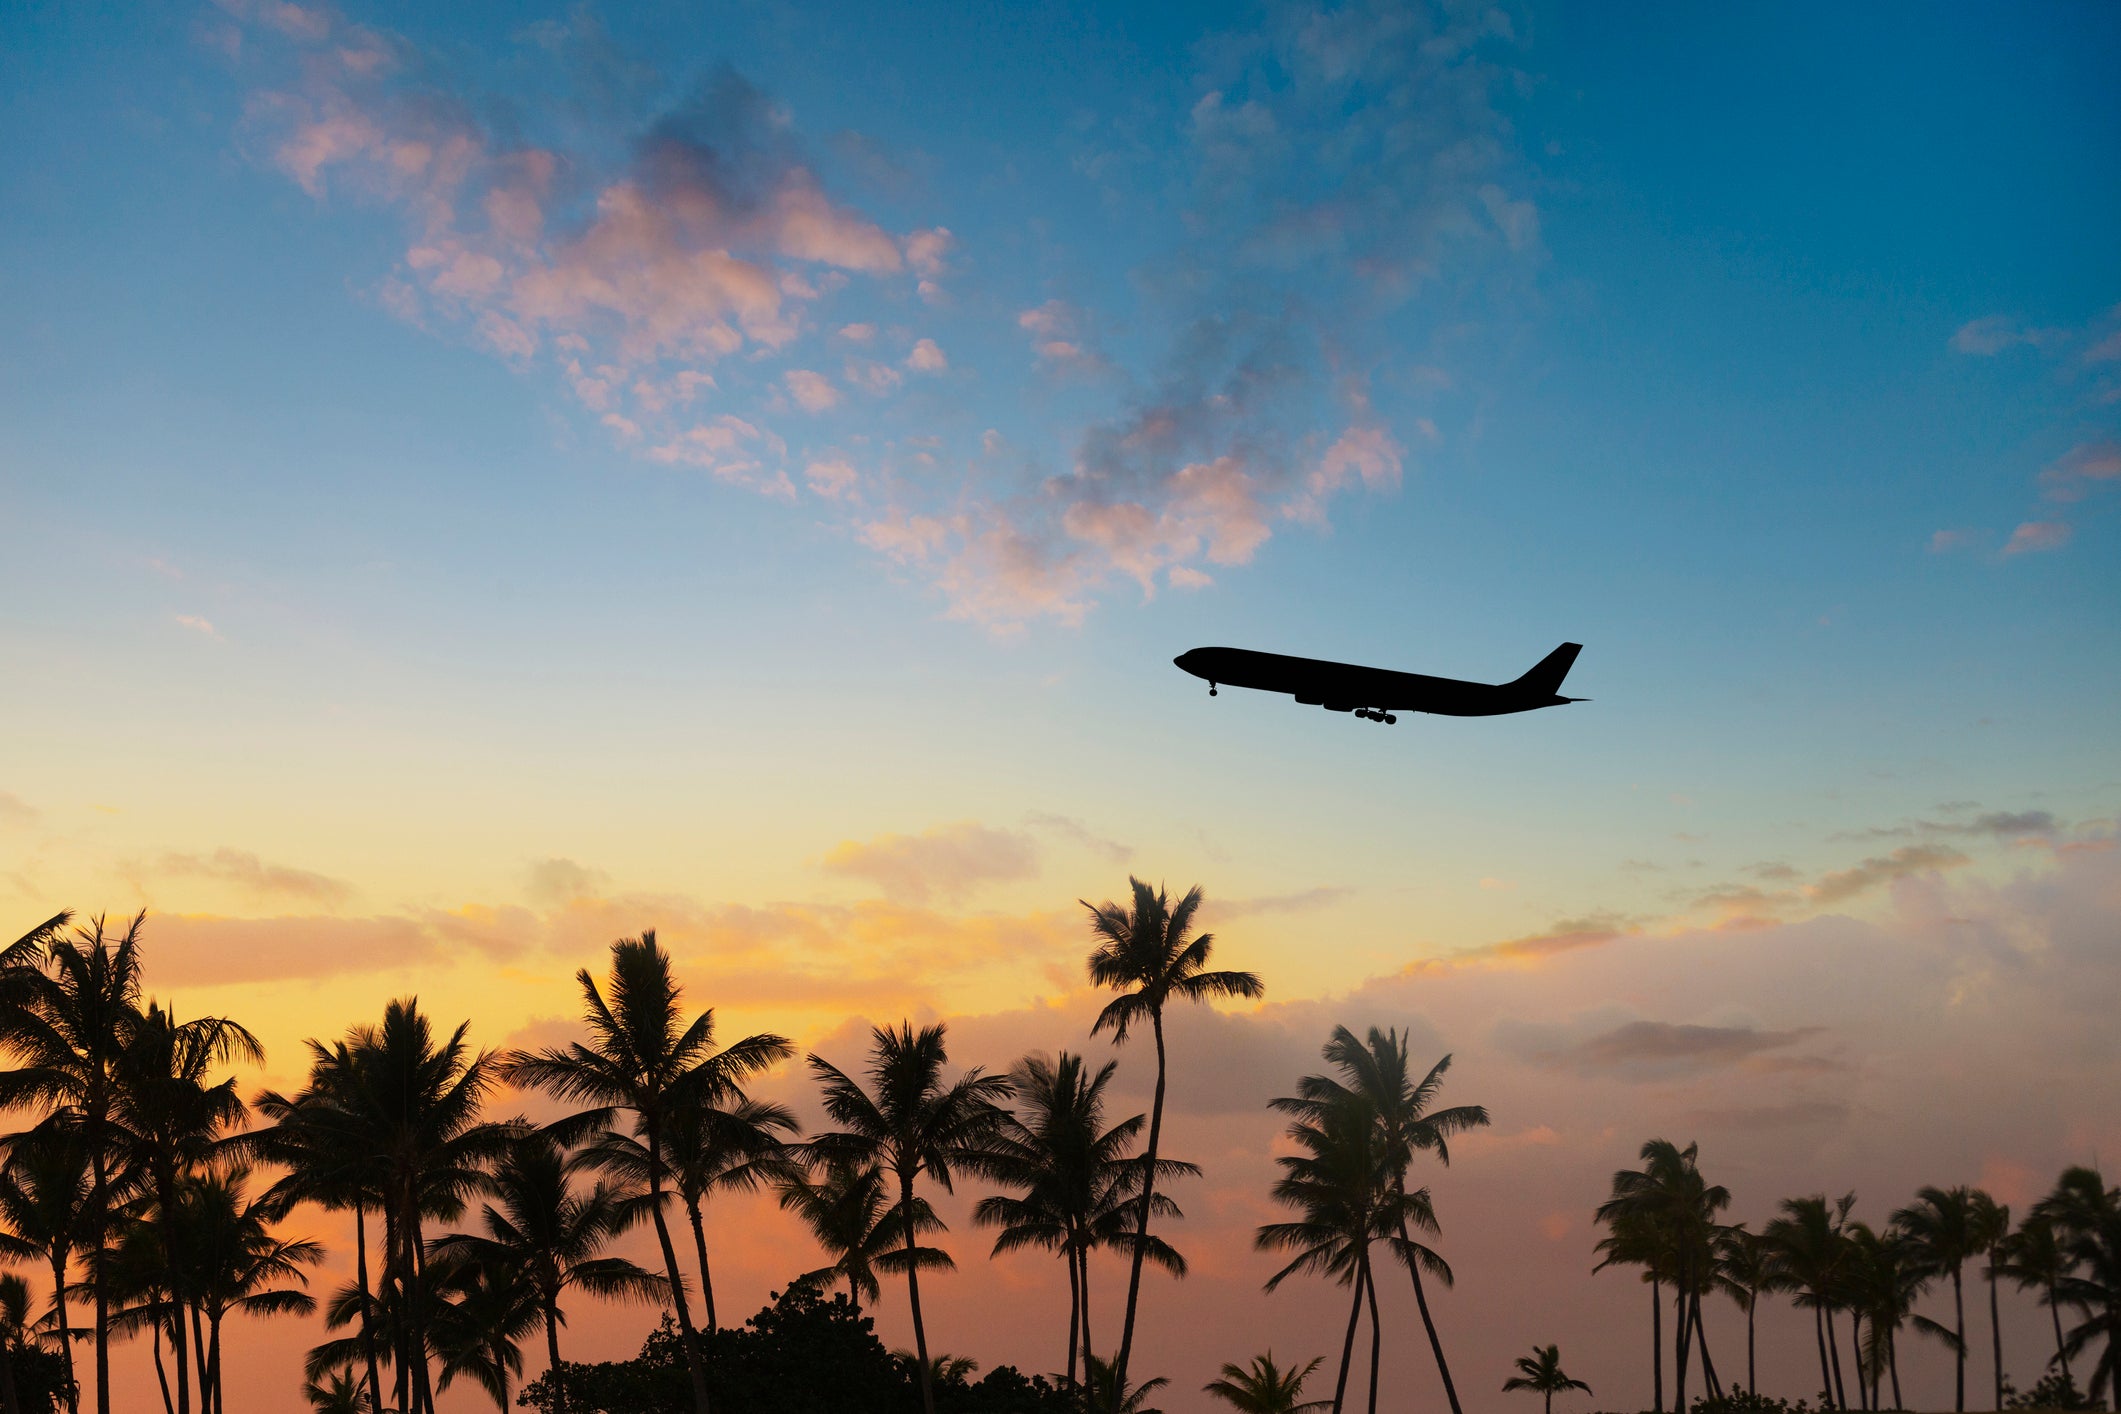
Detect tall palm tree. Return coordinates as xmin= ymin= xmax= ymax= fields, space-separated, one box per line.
xmin=2037 ymin=1167 xmax=2121 ymax=1406
xmin=587 ymin=1094 xmax=796 ymax=1333
xmin=0 ymin=1125 xmax=90 ymax=1413
xmin=1597 ymin=1141 xmax=1730 ymax=1409
xmin=774 ymin=1156 xmax=918 ymax=1314
xmin=1284 ymin=1031 xmax=1485 ymax=1414
xmin=1843 ymin=1219 xmax=1957 ymax=1411
xmin=1999 ymin=1212 xmax=2075 ymax=1380
xmin=0 ymin=912 xmax=149 ymax=1414
xmin=1713 ymin=1224 xmax=1781 ymax=1395
xmin=1766 ymin=1193 xmax=1857 ymax=1410
xmin=1594 ymin=1205 xmax=1670 ymax=1412
xmin=1257 ymin=1087 xmax=1399 ymax=1414
xmin=1893 ymin=1185 xmax=1983 ymax=1412
xmin=975 ymin=1051 xmax=1194 ymax=1387
xmin=431 ymin=1127 xmax=665 ymax=1414
xmin=1204 ymin=1353 xmax=1331 ymax=1413
xmin=807 ymin=1021 xmax=1011 ymax=1414
xmin=501 ymin=931 xmax=793 ymax=1414
xmin=110 ymin=1001 xmax=262 ymax=1414
xmin=1969 ymin=1191 xmax=2011 ymax=1412
xmin=251 ymin=1040 xmax=392 ymax=1414
xmin=1083 ymin=877 xmax=1263 ymax=1391
xmin=182 ymin=1166 xmax=323 ymax=1414
xmin=1503 ymin=1345 xmax=1592 ymax=1414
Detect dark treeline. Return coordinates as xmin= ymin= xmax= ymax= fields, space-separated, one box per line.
xmin=1592 ymin=1139 xmax=2121 ymax=1414
xmin=4 ymin=901 xmax=2110 ymax=1414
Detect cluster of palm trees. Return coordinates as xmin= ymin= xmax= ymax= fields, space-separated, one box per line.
xmin=0 ymin=880 xmax=1327 ymax=1414
xmin=1595 ymin=1138 xmax=2121 ymax=1413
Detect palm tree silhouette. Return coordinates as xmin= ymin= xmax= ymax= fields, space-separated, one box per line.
xmin=1282 ymin=1030 xmax=1484 ymax=1414
xmin=2034 ymin=1166 xmax=2121 ymax=1406
xmin=182 ymin=1165 xmax=323 ymax=1413
xmin=1502 ymin=1344 xmax=1591 ymax=1414
xmin=1893 ymin=1185 xmax=1984 ymax=1412
xmin=1597 ymin=1141 xmax=1729 ymax=1408
xmin=1080 ymin=1352 xmax=1169 ymax=1414
xmin=1842 ymin=1218 xmax=1957 ymax=1410
xmin=806 ymin=1022 xmax=1011 ymax=1414
xmin=774 ymin=1155 xmax=921 ymax=1314
xmin=0 ymin=1125 xmax=90 ymax=1412
xmin=300 ymin=1365 xmax=367 ymax=1414
xmin=502 ymin=931 xmax=793 ymax=1414
xmin=1999 ymin=1211 xmax=2075 ymax=1381
xmin=1257 ymin=1087 xmax=1404 ymax=1414
xmin=110 ymin=1000 xmax=261 ymax=1414
xmin=1083 ymin=878 xmax=1262 ymax=1392
xmin=588 ymin=1093 xmax=796 ymax=1333
xmin=1712 ymin=1223 xmax=1782 ymax=1395
xmin=431 ymin=1126 xmax=665 ymax=1414
xmin=1969 ymin=1190 xmax=2011 ymax=1412
xmin=1593 ymin=1202 xmax=1669 ymax=1412
xmin=1766 ymin=1193 xmax=1857 ymax=1410
xmin=1203 ymin=1352 xmax=1330 ymax=1413
xmin=976 ymin=1051 xmax=1194 ymax=1387
xmin=0 ymin=912 xmax=150 ymax=1414
xmin=0 ymin=1270 xmax=37 ymax=1414
xmin=427 ymin=1250 xmax=537 ymax=1410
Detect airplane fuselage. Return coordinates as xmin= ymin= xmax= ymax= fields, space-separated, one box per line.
xmin=1173 ymin=644 xmax=1584 ymax=720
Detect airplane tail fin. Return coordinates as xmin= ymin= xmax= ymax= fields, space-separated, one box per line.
xmin=1511 ymin=642 xmax=1582 ymax=696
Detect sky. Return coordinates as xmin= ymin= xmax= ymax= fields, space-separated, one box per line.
xmin=2 ymin=0 xmax=2119 ymax=1409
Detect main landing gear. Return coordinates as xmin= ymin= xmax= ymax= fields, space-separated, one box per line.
xmin=1355 ymin=708 xmax=1398 ymax=724
xmin=1209 ymin=682 xmax=1218 ymax=696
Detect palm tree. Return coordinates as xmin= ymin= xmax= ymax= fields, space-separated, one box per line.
xmin=975 ymin=1051 xmax=1194 ymax=1386
xmin=183 ymin=1166 xmax=323 ymax=1414
xmin=1083 ymin=877 xmax=1262 ymax=1391
xmin=1969 ymin=1191 xmax=2011 ymax=1412
xmin=0 ymin=912 xmax=149 ymax=1414
xmin=2036 ymin=1167 xmax=2121 ymax=1406
xmin=426 ymin=1252 xmax=537 ymax=1411
xmin=501 ymin=931 xmax=793 ymax=1414
xmin=1080 ymin=1353 xmax=1169 ymax=1414
xmin=1597 ymin=1141 xmax=1730 ymax=1408
xmin=1594 ymin=1205 xmax=1671 ymax=1412
xmin=807 ymin=1021 xmax=1011 ymax=1414
xmin=1713 ymin=1224 xmax=1781 ymax=1395
xmin=1204 ymin=1353 xmax=1331 ymax=1413
xmin=301 ymin=1366 xmax=367 ymax=1414
xmin=0 ymin=1270 xmax=34 ymax=1414
xmin=110 ymin=1001 xmax=262 ymax=1414
xmin=774 ymin=1156 xmax=916 ymax=1314
xmin=587 ymin=1094 xmax=796 ymax=1333
xmin=1893 ymin=1185 xmax=1983 ymax=1412
xmin=1257 ymin=1087 xmax=1397 ymax=1414
xmin=1767 ymin=1193 xmax=1856 ymax=1409
xmin=1284 ymin=1030 xmax=1485 ymax=1414
xmin=1999 ymin=1212 xmax=2075 ymax=1380
xmin=1503 ymin=1345 xmax=1592 ymax=1414
xmin=1843 ymin=1219 xmax=1957 ymax=1411
xmin=0 ymin=1124 xmax=90 ymax=1412
xmin=430 ymin=1127 xmax=665 ymax=1414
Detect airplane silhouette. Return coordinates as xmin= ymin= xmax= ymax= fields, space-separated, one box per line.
xmin=1172 ymin=642 xmax=1586 ymax=724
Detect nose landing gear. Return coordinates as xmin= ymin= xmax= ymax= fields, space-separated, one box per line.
xmin=1209 ymin=683 xmax=1218 ymax=696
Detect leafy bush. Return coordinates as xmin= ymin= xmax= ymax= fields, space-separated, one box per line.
xmin=518 ymin=1286 xmax=1073 ymax=1414
xmin=1687 ymin=1390 xmax=1818 ymax=1414
xmin=2003 ymin=1370 xmax=2106 ymax=1411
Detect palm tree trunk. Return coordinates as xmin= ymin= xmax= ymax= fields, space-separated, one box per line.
xmin=1675 ymin=1283 xmax=1691 ymax=1412
xmin=188 ymin=1303 xmax=208 ymax=1414
xmin=1362 ymin=1246 xmax=1382 ymax=1414
xmin=1332 ymin=1265 xmax=1366 ymax=1414
xmin=2047 ymin=1279 xmax=2069 ymax=1378
xmin=1654 ymin=1278 xmax=1666 ymax=1414
xmin=1747 ymin=1289 xmax=1758 ymax=1395
xmin=1988 ymin=1258 xmax=2003 ymax=1414
xmin=900 ymin=1172 xmax=936 ymax=1414
xmin=355 ymin=1203 xmax=385 ymax=1414
xmin=1850 ymin=1313 xmax=1867 ymax=1411
xmin=410 ymin=1208 xmax=438 ymax=1414
xmin=1889 ymin=1328 xmax=1903 ymax=1411
xmin=646 ymin=1150 xmax=714 ymax=1414
xmin=1397 ymin=1216 xmax=1465 ymax=1414
xmin=145 ymin=1319 xmax=169 ymax=1414
xmin=544 ymin=1302 xmax=570 ymax=1414
xmin=1952 ymin=1266 xmax=1966 ymax=1412
xmin=1112 ymin=1008 xmax=1168 ymax=1392
xmin=89 ymin=1149 xmax=108 ymax=1414
xmin=49 ymin=1253 xmax=77 ymax=1414
xmin=1545 ymin=1393 xmax=1552 ymax=1414
xmin=1693 ymin=1289 xmax=1723 ymax=1399
xmin=1080 ymin=1244 xmax=1096 ymax=1369
xmin=1828 ymin=1305 xmax=1849 ymax=1411
xmin=1065 ymin=1241 xmax=1081 ymax=1387
xmin=684 ymin=1196 xmax=719 ymax=1334
xmin=1814 ymin=1307 xmax=1835 ymax=1410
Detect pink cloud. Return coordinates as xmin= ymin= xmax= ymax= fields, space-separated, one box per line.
xmin=906 ymin=337 xmax=948 ymax=372
xmin=1949 ymin=314 xmax=2063 ymax=355
xmin=2037 ymin=440 xmax=2121 ymax=502
xmin=783 ymin=369 xmax=841 ymax=412
xmin=2002 ymin=520 xmax=2072 ymax=555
